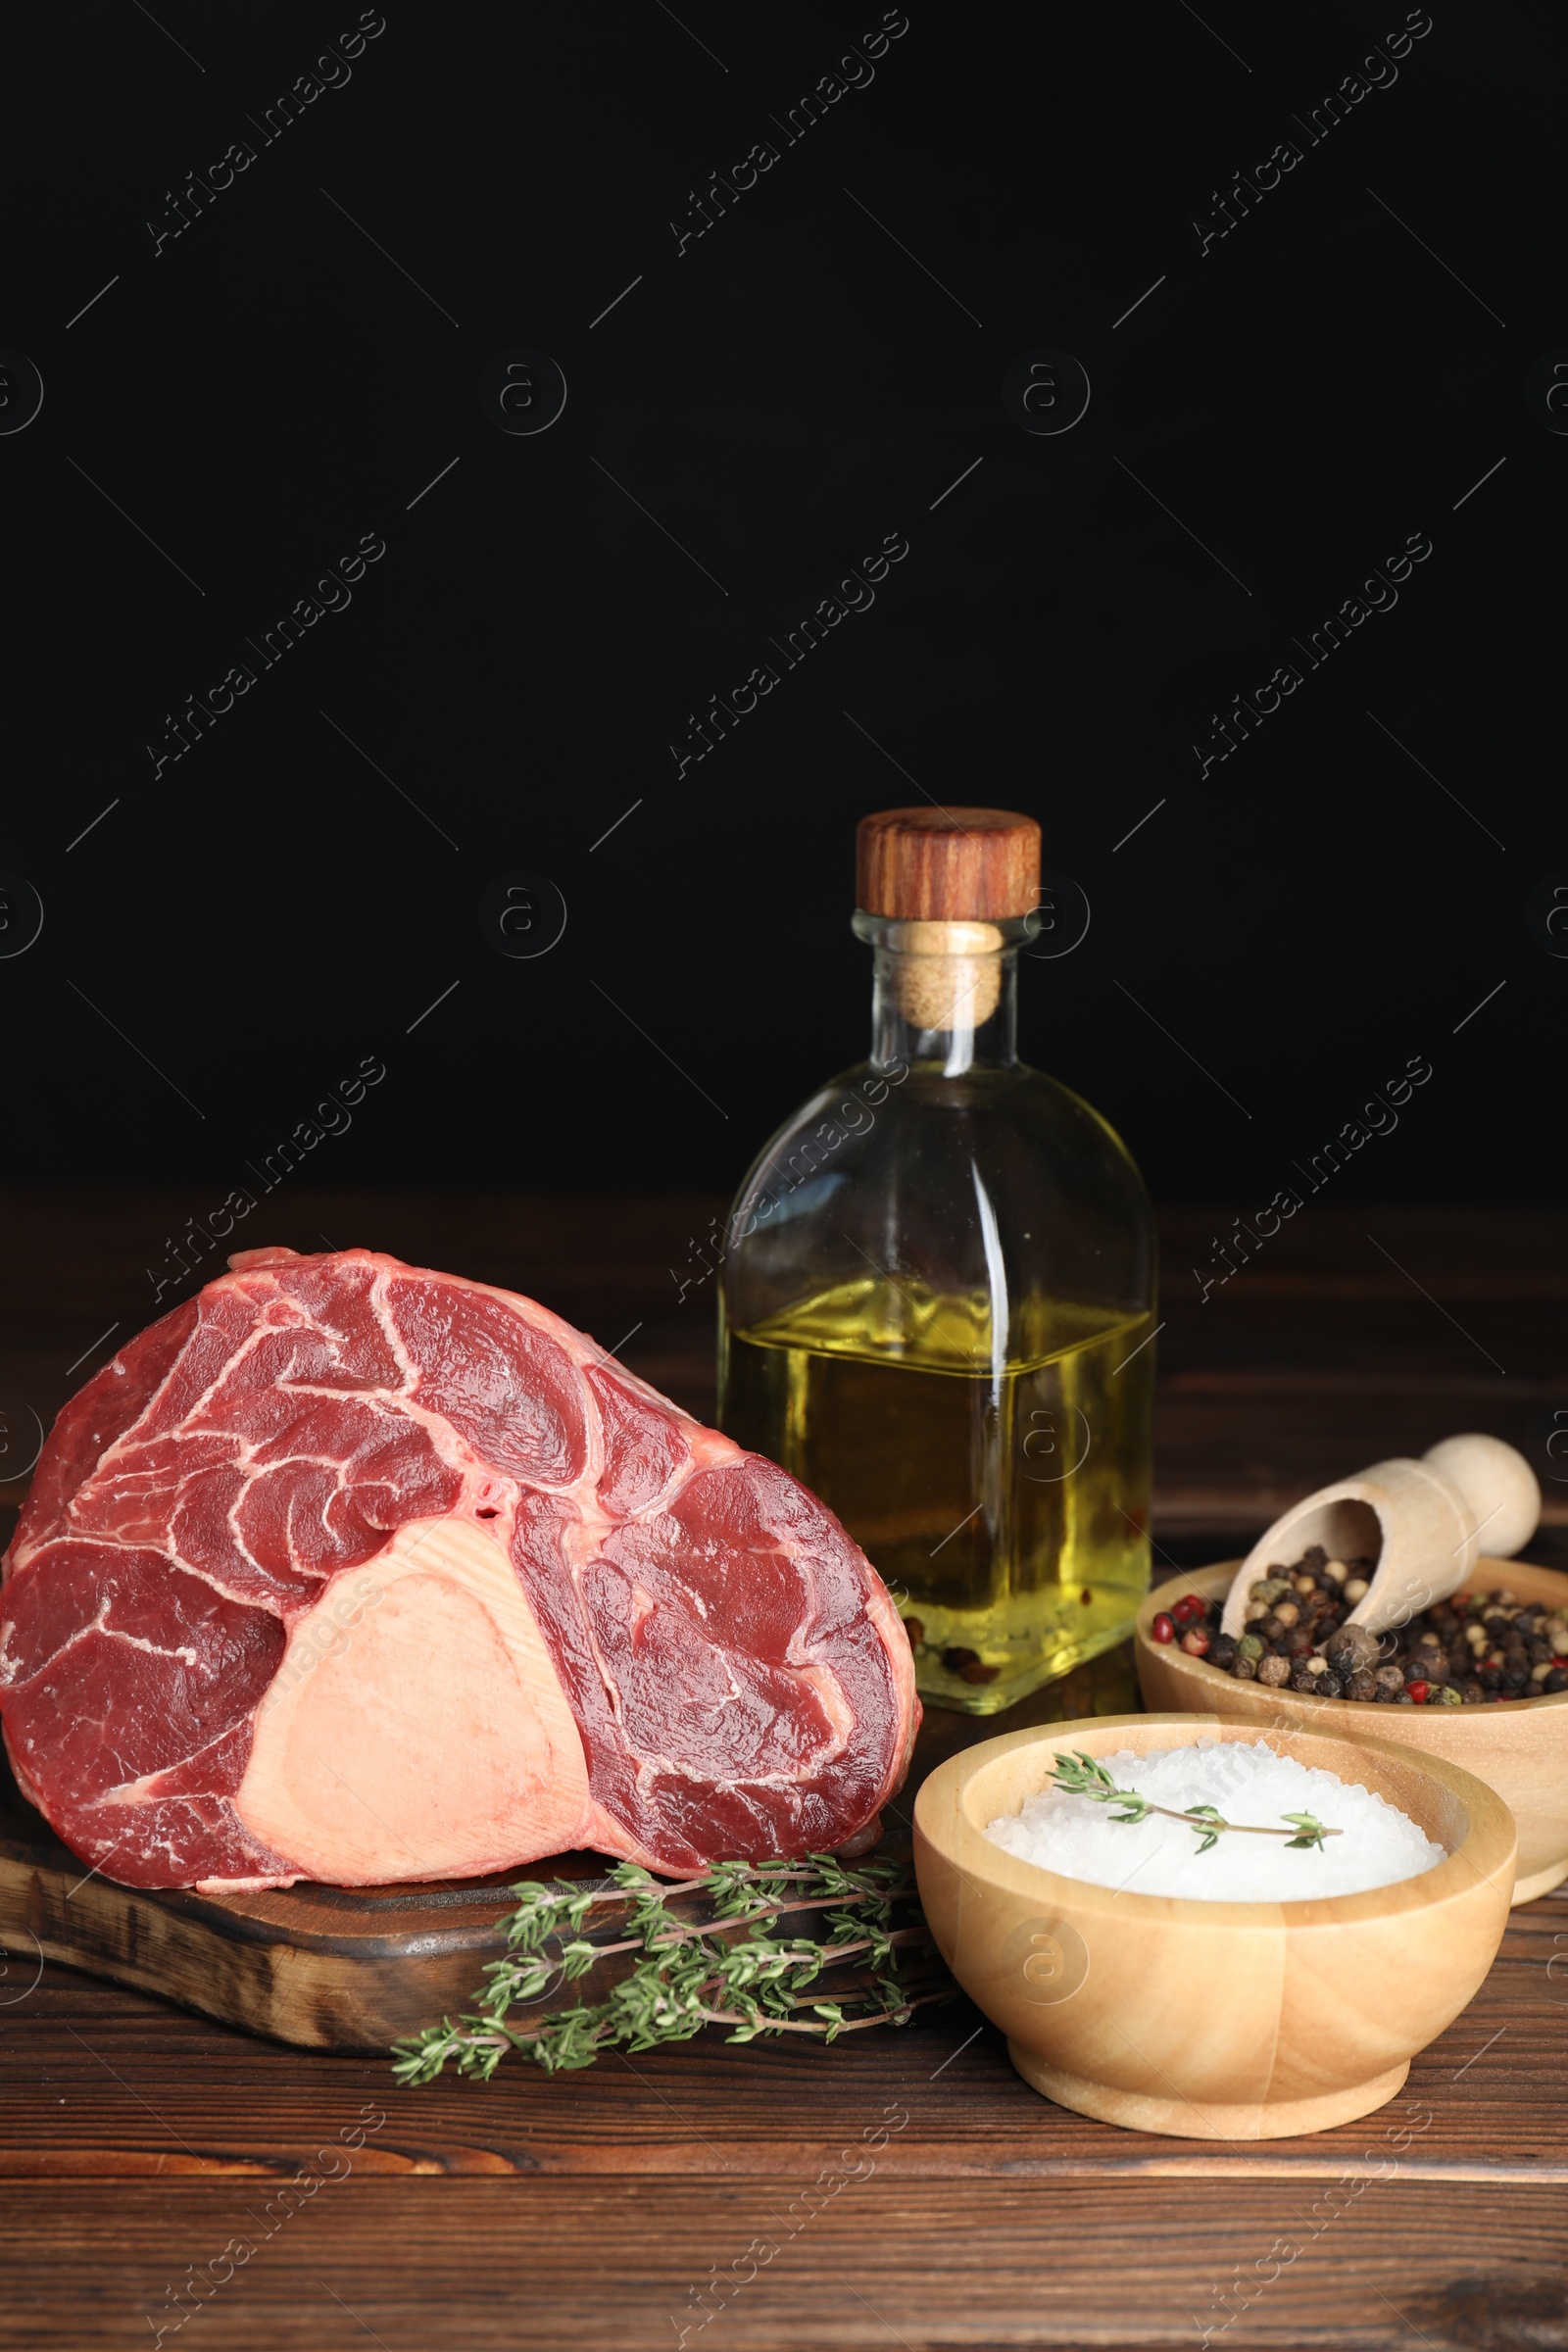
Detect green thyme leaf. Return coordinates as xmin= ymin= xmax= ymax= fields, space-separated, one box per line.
xmin=392 ymin=1855 xmax=954 ymax=2085
xmin=1042 ymin=1764 xmax=1344 ymax=1850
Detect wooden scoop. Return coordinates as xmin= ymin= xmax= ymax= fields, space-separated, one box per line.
xmin=1218 ymin=1433 xmax=1542 ymax=1642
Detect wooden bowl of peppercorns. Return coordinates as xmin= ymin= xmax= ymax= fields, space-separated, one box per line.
xmin=1135 ymin=1556 xmax=1568 ymax=1903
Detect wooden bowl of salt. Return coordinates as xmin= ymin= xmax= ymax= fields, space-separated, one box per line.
xmin=913 ymin=1712 xmax=1514 ymax=2140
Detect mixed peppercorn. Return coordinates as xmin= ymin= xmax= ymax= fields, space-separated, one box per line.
xmin=1151 ymin=1544 xmax=1568 ymax=1705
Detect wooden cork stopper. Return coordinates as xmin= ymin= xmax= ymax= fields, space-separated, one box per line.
xmin=893 ymin=927 xmax=1003 ymax=1029
xmin=857 ymin=808 xmax=1041 ymax=920
xmin=857 ymin=810 xmax=1039 ymax=1031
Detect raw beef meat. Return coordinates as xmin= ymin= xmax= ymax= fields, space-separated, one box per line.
xmin=0 ymin=1248 xmax=918 ymax=1891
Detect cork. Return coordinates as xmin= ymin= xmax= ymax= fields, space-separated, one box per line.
xmin=858 ymin=809 xmax=1039 ymax=1031
xmin=889 ymin=920 xmax=1004 ymax=1027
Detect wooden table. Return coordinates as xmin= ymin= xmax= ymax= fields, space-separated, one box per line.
xmin=1 ymin=1193 xmax=1565 ymax=2350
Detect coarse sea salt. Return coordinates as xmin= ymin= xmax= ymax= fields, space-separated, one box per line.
xmin=984 ymin=1740 xmax=1446 ymax=1901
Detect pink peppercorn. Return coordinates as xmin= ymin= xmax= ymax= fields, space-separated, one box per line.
xmin=1152 ymin=1612 xmax=1176 ymax=1643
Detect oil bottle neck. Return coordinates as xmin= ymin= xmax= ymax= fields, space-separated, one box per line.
xmin=855 ymin=915 xmax=1029 ymax=1076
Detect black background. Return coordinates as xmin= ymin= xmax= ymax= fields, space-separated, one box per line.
xmin=2 ymin=0 xmax=1560 ymax=1213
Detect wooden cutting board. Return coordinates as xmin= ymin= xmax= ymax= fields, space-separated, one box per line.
xmin=0 ymin=1635 xmax=1119 ymax=2058
xmin=0 ymin=1754 xmax=939 ymax=2056
xmin=0 ymin=1751 xmax=650 ymax=2053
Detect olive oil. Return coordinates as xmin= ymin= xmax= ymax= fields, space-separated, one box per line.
xmin=718 ymin=807 xmax=1157 ymax=1715
xmin=722 ymin=1277 xmax=1153 ymax=1711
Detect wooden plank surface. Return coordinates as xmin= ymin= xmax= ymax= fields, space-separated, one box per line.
xmin=0 ymin=1885 xmax=1563 ymax=2182
xmin=1 ymin=1193 xmax=1566 ymax=2350
xmin=0 ymin=2178 xmax=1561 ymax=2350
xmin=3 ymin=2180 xmax=1567 ymax=2349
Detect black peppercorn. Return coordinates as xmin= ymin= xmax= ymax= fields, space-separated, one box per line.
xmin=1326 ymin=1625 xmax=1379 ymax=1674
xmin=1198 ymin=1549 xmax=1556 ymax=1707
xmin=943 ymin=1646 xmax=1000 ymax=1684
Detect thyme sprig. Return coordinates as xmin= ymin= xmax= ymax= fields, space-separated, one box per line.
xmin=1047 ymin=1751 xmax=1340 ymax=1853
xmin=392 ymin=1853 xmax=954 ymax=2084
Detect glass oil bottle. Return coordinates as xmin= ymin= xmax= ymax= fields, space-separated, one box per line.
xmin=717 ymin=808 xmax=1156 ymax=1714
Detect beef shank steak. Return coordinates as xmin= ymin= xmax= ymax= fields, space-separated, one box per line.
xmin=0 ymin=1248 xmax=917 ymax=1891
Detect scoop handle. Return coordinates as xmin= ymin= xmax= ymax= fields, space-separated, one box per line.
xmin=1216 ymin=1435 xmax=1540 ymax=1642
